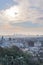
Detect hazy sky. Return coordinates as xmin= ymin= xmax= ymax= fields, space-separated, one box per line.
xmin=0 ymin=0 xmax=43 ymax=35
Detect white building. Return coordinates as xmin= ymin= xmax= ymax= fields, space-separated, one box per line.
xmin=34 ymin=41 xmax=41 ymax=47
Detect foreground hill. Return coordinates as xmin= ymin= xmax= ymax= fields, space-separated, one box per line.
xmin=0 ymin=46 xmax=40 ymax=65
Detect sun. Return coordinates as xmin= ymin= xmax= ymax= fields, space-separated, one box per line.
xmin=5 ymin=6 xmax=19 ymax=19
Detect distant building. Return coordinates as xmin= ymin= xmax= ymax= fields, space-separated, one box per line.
xmin=41 ymin=41 xmax=43 ymax=46
xmin=39 ymin=47 xmax=43 ymax=63
xmin=28 ymin=41 xmax=34 ymax=47
xmin=34 ymin=41 xmax=41 ymax=47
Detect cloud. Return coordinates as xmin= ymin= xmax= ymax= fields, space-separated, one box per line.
xmin=0 ymin=0 xmax=43 ymax=24
xmin=0 ymin=0 xmax=43 ymax=35
xmin=0 ymin=0 xmax=30 ymax=23
xmin=10 ymin=21 xmax=43 ymax=28
xmin=0 ymin=24 xmax=43 ymax=35
xmin=0 ymin=22 xmax=43 ymax=35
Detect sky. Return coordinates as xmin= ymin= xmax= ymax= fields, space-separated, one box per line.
xmin=0 ymin=0 xmax=43 ymax=35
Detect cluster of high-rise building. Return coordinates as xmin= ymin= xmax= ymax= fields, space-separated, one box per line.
xmin=0 ymin=36 xmax=43 ymax=62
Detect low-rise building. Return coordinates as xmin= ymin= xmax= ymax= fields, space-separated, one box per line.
xmin=39 ymin=47 xmax=43 ymax=63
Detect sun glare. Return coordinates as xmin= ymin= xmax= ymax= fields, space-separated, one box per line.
xmin=5 ymin=6 xmax=19 ymax=19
